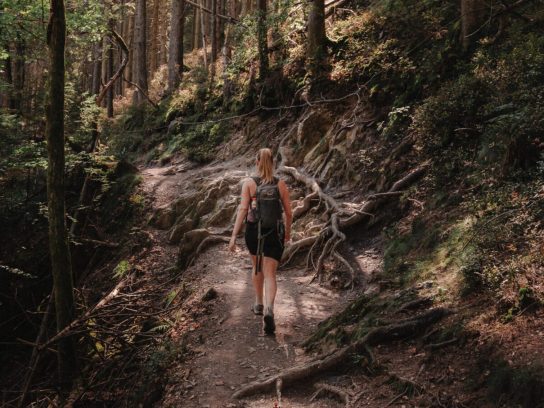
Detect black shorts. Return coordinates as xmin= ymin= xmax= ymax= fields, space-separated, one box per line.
xmin=244 ymin=222 xmax=285 ymax=262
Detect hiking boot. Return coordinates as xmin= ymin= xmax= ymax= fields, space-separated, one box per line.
xmin=251 ymin=304 xmax=264 ymax=315
xmin=263 ymin=308 xmax=276 ymax=335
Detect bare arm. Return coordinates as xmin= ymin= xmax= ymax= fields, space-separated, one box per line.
xmin=278 ymin=179 xmax=293 ymax=242
xmin=229 ymin=179 xmax=251 ymax=250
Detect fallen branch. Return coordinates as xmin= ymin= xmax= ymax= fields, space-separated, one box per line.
xmin=425 ymin=337 xmax=458 ymax=351
xmin=184 ymin=0 xmax=238 ymax=23
xmin=79 ymin=238 xmax=120 ymax=248
xmin=232 ymin=307 xmax=450 ymax=399
xmin=36 ymin=278 xmax=129 ymax=350
xmin=122 ymin=77 xmax=159 ymax=109
xmin=325 ymin=0 xmax=350 ymax=18
xmin=96 ymin=29 xmax=128 ymax=105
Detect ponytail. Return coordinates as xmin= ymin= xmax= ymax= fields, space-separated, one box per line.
xmin=257 ymin=148 xmax=275 ymax=184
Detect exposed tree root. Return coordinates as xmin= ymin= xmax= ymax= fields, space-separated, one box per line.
xmin=293 ymin=191 xmax=319 ymax=219
xmin=310 ymin=382 xmax=353 ymax=405
xmin=340 ymin=162 xmax=429 ymax=229
xmin=232 ymin=307 xmax=450 ymax=399
xmin=281 ymin=235 xmax=317 ymax=264
xmin=280 ymin=162 xmax=429 ymax=284
xmin=187 ymin=235 xmax=230 ymax=267
xmin=279 ymin=165 xmax=340 ymax=212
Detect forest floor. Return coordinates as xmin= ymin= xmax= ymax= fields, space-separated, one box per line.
xmin=128 ymin=159 xmax=544 ymax=408
xmin=138 ymin=161 xmax=374 ymax=407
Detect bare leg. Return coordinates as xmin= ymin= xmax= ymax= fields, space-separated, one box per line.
xmin=262 ymin=256 xmax=278 ymax=313
xmin=250 ymin=255 xmax=264 ymax=305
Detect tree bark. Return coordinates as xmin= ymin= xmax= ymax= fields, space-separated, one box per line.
xmin=200 ymin=0 xmax=208 ymax=69
xmin=194 ymin=5 xmax=202 ymax=49
xmin=211 ymin=0 xmax=217 ymax=61
xmin=460 ymin=0 xmax=485 ymax=50
xmin=91 ymin=42 xmax=102 ymax=97
xmin=150 ymin=0 xmax=161 ymax=72
xmin=13 ymin=36 xmax=26 ymax=112
xmin=1 ymin=46 xmax=13 ymax=109
xmin=133 ymin=0 xmax=148 ymax=104
xmin=257 ymin=0 xmax=268 ymax=80
xmin=117 ymin=0 xmax=126 ymax=96
xmin=307 ymin=0 xmax=326 ymax=75
xmin=222 ymin=0 xmax=233 ymax=105
xmin=159 ymin=2 xmax=169 ymax=66
xmin=46 ymin=0 xmax=77 ymax=393
xmin=107 ymin=21 xmax=115 ymax=117
xmin=126 ymin=11 xmax=134 ymax=87
xmin=168 ymin=0 xmax=186 ymax=93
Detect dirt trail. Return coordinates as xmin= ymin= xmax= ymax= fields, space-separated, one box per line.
xmin=139 ymin=162 xmax=367 ymax=407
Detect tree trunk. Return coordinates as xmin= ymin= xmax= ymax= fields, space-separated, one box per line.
xmin=194 ymin=5 xmax=202 ymax=49
xmin=150 ymin=0 xmax=161 ymax=72
xmin=168 ymin=0 xmax=186 ymax=93
xmin=200 ymin=0 xmax=208 ymax=69
xmin=13 ymin=36 xmax=26 ymax=112
xmin=257 ymin=0 xmax=268 ymax=80
xmin=460 ymin=0 xmax=485 ymax=50
xmin=107 ymin=21 xmax=115 ymax=117
xmin=210 ymin=0 xmax=217 ymax=79
xmin=101 ymin=37 xmax=108 ymax=107
xmin=133 ymin=0 xmax=148 ymax=104
xmin=46 ymin=0 xmax=77 ymax=393
xmin=126 ymin=11 xmax=134 ymax=87
xmin=2 ymin=46 xmax=12 ymax=109
xmin=307 ymin=0 xmax=326 ymax=75
xmin=222 ymin=0 xmax=233 ymax=106
xmin=117 ymin=0 xmax=125 ymax=96
xmin=159 ymin=1 xmax=169 ymax=66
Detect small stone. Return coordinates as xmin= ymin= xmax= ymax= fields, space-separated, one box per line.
xmin=202 ymin=287 xmax=218 ymax=301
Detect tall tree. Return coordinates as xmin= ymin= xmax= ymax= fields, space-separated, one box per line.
xmin=13 ymin=36 xmax=26 ymax=112
xmin=107 ymin=21 xmax=115 ymax=117
xmin=126 ymin=11 xmax=134 ymax=87
xmin=199 ymin=0 xmax=208 ymax=70
xmin=133 ymin=0 xmax=148 ymax=104
xmin=307 ymin=0 xmax=326 ymax=75
xmin=2 ymin=47 xmax=13 ymax=109
xmin=91 ymin=43 xmax=102 ymax=97
xmin=45 ymin=0 xmax=77 ymax=392
xmin=256 ymin=0 xmax=268 ymax=80
xmin=150 ymin=0 xmax=161 ymax=72
xmin=168 ymin=0 xmax=185 ymax=93
xmin=193 ymin=5 xmax=202 ymax=50
xmin=460 ymin=0 xmax=484 ymax=50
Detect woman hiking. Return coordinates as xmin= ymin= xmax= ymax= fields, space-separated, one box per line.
xmin=228 ymin=148 xmax=293 ymax=335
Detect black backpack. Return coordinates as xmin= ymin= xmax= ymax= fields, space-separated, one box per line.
xmin=248 ymin=177 xmax=283 ymax=229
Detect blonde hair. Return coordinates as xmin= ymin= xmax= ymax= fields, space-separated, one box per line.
xmin=257 ymin=148 xmax=275 ymax=184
